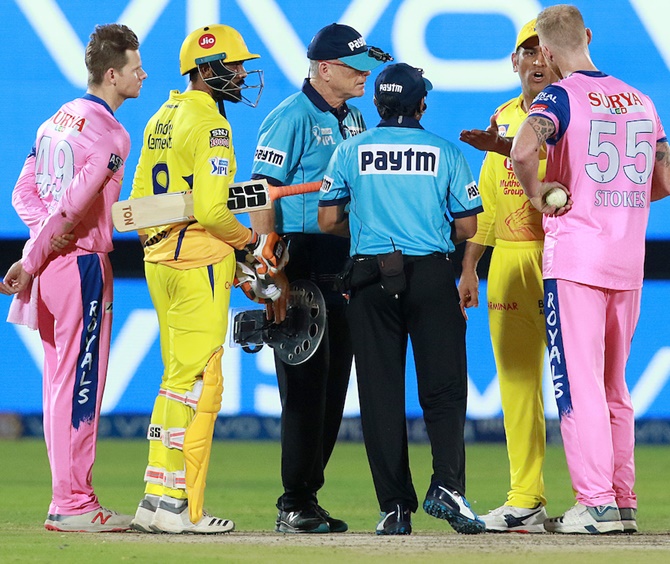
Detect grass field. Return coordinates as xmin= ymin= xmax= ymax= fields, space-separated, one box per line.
xmin=3 ymin=439 xmax=670 ymax=562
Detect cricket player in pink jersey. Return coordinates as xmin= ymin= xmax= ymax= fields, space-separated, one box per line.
xmin=0 ymin=24 xmax=146 ymax=532
xmin=511 ymin=5 xmax=670 ymax=534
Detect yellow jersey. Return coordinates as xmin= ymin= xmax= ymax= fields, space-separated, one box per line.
xmin=469 ymin=94 xmax=546 ymax=247
xmin=131 ymin=90 xmax=250 ymax=269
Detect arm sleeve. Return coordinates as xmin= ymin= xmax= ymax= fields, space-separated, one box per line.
xmin=21 ymin=131 xmax=126 ymax=274
xmin=468 ymin=152 xmax=497 ymax=247
xmin=318 ymin=146 xmax=351 ymax=207
xmin=191 ymin=123 xmax=250 ymax=250
xmin=12 ymin=152 xmax=49 ymax=233
xmin=528 ymin=84 xmax=570 ymax=143
xmin=251 ymin=109 xmax=303 ymax=184
xmin=446 ymin=147 xmax=483 ymax=218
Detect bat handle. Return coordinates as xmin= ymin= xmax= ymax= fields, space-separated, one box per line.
xmin=268 ymin=181 xmax=322 ymax=201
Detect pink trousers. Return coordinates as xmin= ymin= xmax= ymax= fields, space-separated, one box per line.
xmin=544 ymin=279 xmax=639 ymax=509
xmin=38 ymin=252 xmax=113 ymax=515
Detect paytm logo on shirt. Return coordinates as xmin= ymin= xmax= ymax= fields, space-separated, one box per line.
xmin=254 ymin=146 xmax=286 ymax=168
xmin=358 ymin=144 xmax=440 ymax=176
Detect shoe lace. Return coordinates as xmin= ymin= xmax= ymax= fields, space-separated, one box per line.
xmin=98 ymin=507 xmax=119 ymax=516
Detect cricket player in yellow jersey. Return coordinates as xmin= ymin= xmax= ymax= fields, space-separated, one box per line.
xmin=128 ymin=24 xmax=286 ymax=534
xmin=458 ymin=19 xmax=559 ymax=533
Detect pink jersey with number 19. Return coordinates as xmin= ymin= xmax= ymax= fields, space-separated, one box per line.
xmin=527 ymin=71 xmax=666 ymax=290
xmin=13 ymin=94 xmax=130 ymax=275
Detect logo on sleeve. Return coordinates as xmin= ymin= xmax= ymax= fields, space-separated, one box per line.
xmin=528 ymin=103 xmax=548 ymax=113
xmin=107 ymin=154 xmax=124 ymax=172
xmin=466 ymin=181 xmax=480 ymax=200
xmin=209 ymin=157 xmax=229 ymax=176
xmin=321 ymin=176 xmax=333 ymax=193
xmin=209 ymin=128 xmax=230 ymax=148
xmin=254 ymin=146 xmax=286 ymax=167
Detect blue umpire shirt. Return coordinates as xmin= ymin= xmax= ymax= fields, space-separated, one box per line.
xmin=318 ymin=117 xmax=483 ymax=256
xmin=251 ymin=79 xmax=366 ymax=234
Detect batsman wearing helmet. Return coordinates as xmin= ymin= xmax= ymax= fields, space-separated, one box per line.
xmin=128 ymin=24 xmax=287 ymax=534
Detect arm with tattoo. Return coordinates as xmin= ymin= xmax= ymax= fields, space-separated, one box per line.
xmin=651 ymin=140 xmax=670 ymax=202
xmin=511 ymin=114 xmax=571 ymax=216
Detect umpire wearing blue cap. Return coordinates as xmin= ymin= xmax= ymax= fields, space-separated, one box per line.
xmin=250 ymin=23 xmax=391 ymax=534
xmin=319 ymin=63 xmax=485 ymax=535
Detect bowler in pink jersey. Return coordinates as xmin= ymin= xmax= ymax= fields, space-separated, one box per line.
xmin=0 ymin=24 xmax=146 ymax=532
xmin=511 ymin=5 xmax=670 ymax=534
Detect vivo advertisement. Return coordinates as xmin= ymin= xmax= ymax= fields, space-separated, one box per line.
xmin=1 ymin=1 xmax=669 ymax=423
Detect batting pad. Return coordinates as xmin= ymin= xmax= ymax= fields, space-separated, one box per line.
xmin=145 ymin=394 xmax=194 ymax=499
xmin=183 ymin=347 xmax=224 ymax=524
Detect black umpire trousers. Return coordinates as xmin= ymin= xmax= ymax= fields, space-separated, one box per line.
xmin=275 ymin=233 xmax=353 ymax=511
xmin=346 ymin=254 xmax=468 ymax=513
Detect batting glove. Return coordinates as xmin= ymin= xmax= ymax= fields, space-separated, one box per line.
xmin=234 ymin=261 xmax=282 ymax=303
xmin=245 ymin=231 xmax=289 ymax=278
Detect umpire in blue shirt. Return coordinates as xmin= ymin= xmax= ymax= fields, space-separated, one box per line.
xmin=319 ymin=63 xmax=485 ymax=535
xmin=250 ymin=23 xmax=391 ymax=533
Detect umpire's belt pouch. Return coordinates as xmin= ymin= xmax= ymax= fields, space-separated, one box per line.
xmin=377 ymin=250 xmax=406 ymax=296
xmin=349 ymin=257 xmax=380 ymax=290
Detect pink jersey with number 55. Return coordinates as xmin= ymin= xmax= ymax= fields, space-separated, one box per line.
xmin=528 ymin=71 xmax=666 ymax=290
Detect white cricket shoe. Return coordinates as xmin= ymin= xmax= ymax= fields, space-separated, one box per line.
xmin=480 ymin=503 xmax=547 ymax=533
xmin=44 ymin=507 xmax=132 ymax=532
xmin=130 ymin=495 xmax=160 ymax=533
xmin=544 ymin=503 xmax=623 ymax=534
xmin=149 ymin=496 xmax=235 ymax=534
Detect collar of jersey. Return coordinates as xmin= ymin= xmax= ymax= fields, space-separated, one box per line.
xmin=81 ymin=93 xmax=114 ymax=116
xmin=571 ymin=70 xmax=608 ymax=78
xmin=302 ymin=78 xmax=351 ymax=121
xmin=377 ymin=116 xmax=423 ymax=129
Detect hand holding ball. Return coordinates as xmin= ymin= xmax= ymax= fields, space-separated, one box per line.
xmin=545 ymin=188 xmax=568 ymax=209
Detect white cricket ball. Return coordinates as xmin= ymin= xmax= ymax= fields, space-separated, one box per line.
xmin=545 ymin=188 xmax=568 ymax=208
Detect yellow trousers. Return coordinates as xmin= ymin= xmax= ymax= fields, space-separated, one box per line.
xmin=143 ymin=254 xmax=235 ymax=499
xmin=488 ymin=240 xmax=546 ymax=508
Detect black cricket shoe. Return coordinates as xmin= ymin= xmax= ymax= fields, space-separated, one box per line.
xmin=275 ymin=507 xmax=329 ymax=533
xmin=315 ymin=505 xmax=348 ymax=533
xmin=376 ymin=504 xmax=412 ymax=535
xmin=423 ymin=481 xmax=485 ymax=534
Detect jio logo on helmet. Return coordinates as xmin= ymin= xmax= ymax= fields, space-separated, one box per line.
xmin=199 ymin=33 xmax=216 ymax=49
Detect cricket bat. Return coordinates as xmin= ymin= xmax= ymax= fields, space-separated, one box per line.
xmin=112 ymin=179 xmax=322 ymax=233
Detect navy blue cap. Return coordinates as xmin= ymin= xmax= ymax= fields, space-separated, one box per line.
xmin=307 ymin=23 xmax=389 ymax=71
xmin=374 ymin=63 xmax=433 ymax=112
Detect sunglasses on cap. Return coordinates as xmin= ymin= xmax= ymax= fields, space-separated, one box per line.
xmin=368 ymin=46 xmax=393 ymax=63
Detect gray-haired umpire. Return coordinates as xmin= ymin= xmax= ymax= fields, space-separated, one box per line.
xmin=318 ymin=63 xmax=485 ymax=535
xmin=250 ymin=23 xmax=391 ymax=534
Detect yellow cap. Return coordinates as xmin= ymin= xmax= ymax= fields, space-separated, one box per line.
xmin=515 ymin=19 xmax=538 ymax=51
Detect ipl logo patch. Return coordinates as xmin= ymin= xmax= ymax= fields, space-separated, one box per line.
xmin=209 ymin=157 xmax=229 ymax=176
xmin=312 ymin=125 xmax=334 ymax=146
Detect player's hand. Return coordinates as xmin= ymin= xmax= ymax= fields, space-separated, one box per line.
xmin=234 ymin=261 xmax=282 ymax=303
xmin=264 ymin=270 xmax=289 ymax=324
xmin=529 ymin=181 xmax=573 ymax=217
xmin=0 ymin=260 xmax=32 ymax=295
xmin=245 ymin=231 xmax=289 ymax=278
xmin=457 ymin=269 xmax=480 ymax=320
xmin=50 ymin=233 xmax=75 ymax=254
xmin=460 ymin=116 xmax=512 ymax=157
xmin=458 ymin=270 xmax=480 ymax=309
